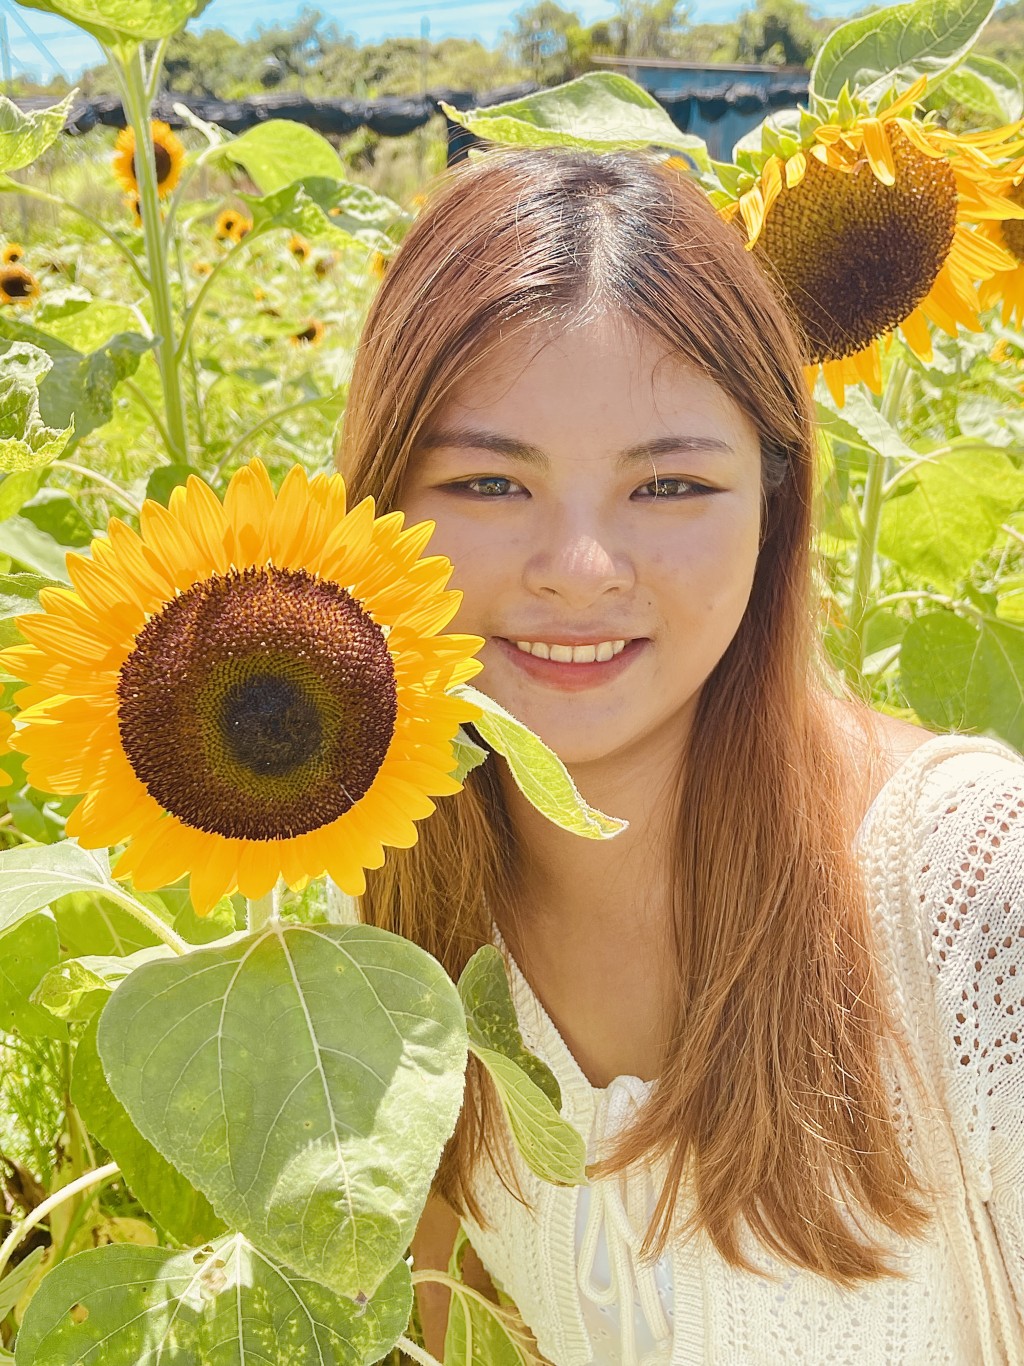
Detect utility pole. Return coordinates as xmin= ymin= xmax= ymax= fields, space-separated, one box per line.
xmin=417 ymin=15 xmax=429 ymax=187
xmin=0 ymin=13 xmax=12 ymax=95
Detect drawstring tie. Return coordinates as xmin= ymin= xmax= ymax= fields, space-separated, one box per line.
xmin=577 ymin=1075 xmax=672 ymax=1366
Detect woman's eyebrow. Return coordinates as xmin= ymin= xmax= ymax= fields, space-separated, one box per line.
xmin=418 ymin=427 xmax=733 ymax=467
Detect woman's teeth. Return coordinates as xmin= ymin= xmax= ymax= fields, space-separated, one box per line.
xmin=514 ymin=640 xmax=627 ymax=663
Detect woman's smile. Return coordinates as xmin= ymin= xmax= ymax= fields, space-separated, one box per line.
xmin=492 ymin=635 xmax=648 ymax=691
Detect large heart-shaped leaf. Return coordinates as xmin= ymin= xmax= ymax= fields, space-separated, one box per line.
xmin=242 ymin=177 xmax=402 ymax=253
xmin=0 ymin=94 xmax=75 ymax=176
xmin=441 ymin=73 xmax=710 ymax=170
xmin=811 ymin=0 xmax=996 ymax=103
xmin=901 ymin=610 xmax=1024 ymax=747
xmin=454 ymin=686 xmax=627 ymax=839
xmin=72 ymin=1017 xmax=224 ymax=1246
xmin=97 ymin=922 xmax=468 ymax=1299
xmin=14 ymin=1235 xmax=412 ymax=1365
xmin=217 ymin=121 xmax=345 ymax=192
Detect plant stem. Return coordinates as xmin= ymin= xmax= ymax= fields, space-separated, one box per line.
xmin=174 ymin=233 xmax=207 ymax=451
xmin=175 ymin=236 xmax=255 ymax=362
xmin=843 ymin=356 xmax=910 ymax=684
xmin=3 ymin=181 xmax=149 ymax=288
xmin=396 ymin=1336 xmax=443 ymax=1366
xmin=213 ymin=393 xmax=339 ymax=477
xmin=59 ymin=462 xmax=142 ymax=513
xmin=246 ymin=892 xmax=277 ymax=933
xmin=0 ymin=1162 xmax=119 ymax=1283
xmin=103 ymin=886 xmax=191 ymax=956
xmin=116 ymin=45 xmax=190 ymax=463
xmin=124 ymin=377 xmax=175 ymax=459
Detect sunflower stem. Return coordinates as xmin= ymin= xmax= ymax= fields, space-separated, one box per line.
xmin=247 ymin=891 xmax=277 ymax=933
xmin=0 ymin=1161 xmax=119 ymax=1284
xmin=116 ymin=46 xmax=190 ymax=464
xmin=843 ymin=355 xmax=910 ymax=686
xmin=212 ymin=393 xmax=342 ymax=478
xmin=396 ymin=1336 xmax=443 ymax=1366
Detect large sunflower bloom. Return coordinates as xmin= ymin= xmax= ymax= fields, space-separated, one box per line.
xmin=112 ymin=120 xmax=185 ymax=200
xmin=719 ymin=76 xmax=1024 ymax=403
xmin=1 ymin=462 xmax=483 ymax=914
xmin=978 ymin=170 xmax=1024 ymax=324
xmin=0 ymin=266 xmax=39 ymax=307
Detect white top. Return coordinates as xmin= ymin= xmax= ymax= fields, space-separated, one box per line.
xmin=462 ymin=733 xmax=1024 ymax=1365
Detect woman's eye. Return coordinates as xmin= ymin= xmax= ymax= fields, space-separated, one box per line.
xmin=449 ymin=476 xmax=523 ymax=498
xmin=633 ymin=477 xmax=710 ymax=500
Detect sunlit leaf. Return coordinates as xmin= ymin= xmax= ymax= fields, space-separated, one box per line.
xmin=218 ymin=120 xmax=345 ymax=193
xmin=0 ymin=94 xmax=75 ymax=176
xmin=242 ymin=177 xmax=402 ymax=253
xmin=72 ymin=1016 xmax=225 ymax=1245
xmin=901 ymin=610 xmax=1024 ymax=746
xmin=443 ymin=1229 xmax=542 ymax=1365
xmin=811 ymin=0 xmax=996 ymax=103
xmin=32 ymin=945 xmax=174 ymax=1022
xmin=450 ymin=727 xmax=488 ymax=784
xmin=0 ymin=840 xmax=156 ymax=936
xmin=469 ymin=1044 xmax=588 ymax=1185
xmin=442 ymin=73 xmax=710 ymax=169
xmin=454 ymin=686 xmax=627 ymax=839
xmin=0 ymin=570 xmax=62 ymax=648
xmin=0 ymin=516 xmax=71 ymax=581
xmin=0 ymin=343 xmax=73 ymax=473
xmin=459 ymin=946 xmax=560 ymax=1108
xmin=0 ymin=912 xmax=65 ymax=1039
xmin=14 ymin=1235 xmax=412 ymax=1366
xmin=97 ymin=923 xmax=468 ymax=1300
xmin=16 ymin=0 xmax=200 ymax=44
xmin=935 ymin=52 xmax=1024 ymax=122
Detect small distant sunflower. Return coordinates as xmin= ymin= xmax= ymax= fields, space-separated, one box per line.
xmin=313 ymin=253 xmax=335 ymax=278
xmin=291 ymin=319 xmax=325 ymax=345
xmin=288 ymin=234 xmax=311 ymax=263
xmin=125 ymin=195 xmax=143 ymax=227
xmin=718 ymin=75 xmax=1024 ymax=403
xmin=369 ymin=251 xmax=389 ymax=279
xmin=192 ymin=260 xmax=213 ymax=278
xmin=0 ymin=266 xmax=40 ymax=307
xmin=112 ymin=119 xmax=185 ymax=200
xmin=2 ymin=462 xmax=483 ymax=913
xmin=214 ymin=208 xmax=252 ymax=243
xmin=978 ymin=170 xmax=1024 ymax=325
xmin=410 ymin=191 xmax=428 ymax=212
xmin=2 ymin=244 xmax=24 ymax=265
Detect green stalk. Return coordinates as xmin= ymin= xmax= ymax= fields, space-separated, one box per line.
xmin=246 ymin=891 xmax=277 ymax=932
xmin=116 ymin=45 xmax=189 ymax=463
xmin=843 ymin=355 xmax=910 ymax=684
xmin=0 ymin=1162 xmax=119 ymax=1283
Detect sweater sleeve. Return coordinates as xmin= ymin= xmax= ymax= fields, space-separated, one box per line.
xmin=911 ymin=745 xmax=1024 ymax=1309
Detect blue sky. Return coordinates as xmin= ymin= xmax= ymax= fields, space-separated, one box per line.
xmin=1 ymin=0 xmax=863 ymax=84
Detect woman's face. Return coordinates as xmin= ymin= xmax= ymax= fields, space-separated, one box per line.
xmin=399 ymin=313 xmax=765 ymax=769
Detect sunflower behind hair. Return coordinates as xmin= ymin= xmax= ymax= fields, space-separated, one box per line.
xmin=112 ymin=120 xmax=185 ymax=200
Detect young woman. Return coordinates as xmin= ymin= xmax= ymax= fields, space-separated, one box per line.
xmin=338 ymin=149 xmax=1024 ymax=1364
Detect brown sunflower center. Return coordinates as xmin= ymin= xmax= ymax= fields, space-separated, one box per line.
xmin=131 ymin=140 xmax=173 ymax=187
xmin=117 ymin=566 xmax=398 ymax=840
xmin=2 ymin=270 xmax=33 ymax=300
xmin=999 ymin=180 xmax=1024 ymax=264
xmin=753 ymin=126 xmax=958 ymax=363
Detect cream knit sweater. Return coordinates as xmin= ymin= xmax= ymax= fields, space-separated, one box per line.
xmin=463 ymin=733 xmax=1024 ymax=1365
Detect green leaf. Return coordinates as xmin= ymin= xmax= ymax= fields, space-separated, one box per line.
xmin=73 ymin=1016 xmax=224 ymax=1245
xmin=21 ymin=491 xmax=91 ymax=548
xmin=444 ymin=1231 xmax=540 ymax=1365
xmin=0 ymin=571 xmax=62 ymax=650
xmin=219 ymin=120 xmax=344 ymax=193
xmin=0 ymin=470 xmax=44 ymax=522
xmin=0 ymin=1248 xmax=43 ymax=1322
xmin=455 ymin=686 xmax=627 ymax=839
xmin=52 ymin=890 xmax=164 ymax=957
xmin=0 ymin=343 xmax=74 ymax=473
xmin=470 ymin=1045 xmax=588 ymax=1185
xmin=0 ymin=840 xmax=155 ymax=937
xmin=450 ymin=727 xmax=488 ymax=784
xmin=144 ymin=463 xmax=204 ymax=507
xmin=0 ymin=516 xmax=71 ymax=581
xmin=14 ymin=1235 xmax=412 ymax=1366
xmin=32 ymin=945 xmax=174 ymax=1023
xmin=0 ymin=93 xmax=75 ymax=175
xmin=818 ymin=388 xmax=917 ymax=462
xmin=936 ymin=53 xmax=1024 ymax=122
xmin=810 ymin=0 xmax=996 ymax=103
xmin=0 ymin=913 xmax=65 ymax=1039
xmin=16 ymin=0 xmax=200 ymax=43
xmin=879 ymin=448 xmax=1024 ymax=591
xmin=459 ymin=946 xmax=560 ymax=1109
xmin=242 ymin=177 xmax=402 ymax=254
xmin=441 ymin=73 xmax=711 ymax=170
xmin=0 ymin=319 xmax=154 ymax=442
xmin=97 ymin=923 xmax=468 ymax=1300
xmin=901 ymin=610 xmax=1024 ymax=746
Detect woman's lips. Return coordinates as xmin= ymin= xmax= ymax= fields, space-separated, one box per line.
xmin=492 ymin=636 xmax=646 ymax=690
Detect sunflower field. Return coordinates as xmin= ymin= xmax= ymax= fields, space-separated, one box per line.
xmin=0 ymin=0 xmax=1020 ymax=1360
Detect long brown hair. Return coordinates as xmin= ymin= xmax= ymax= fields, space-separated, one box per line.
xmin=337 ymin=148 xmax=938 ymax=1285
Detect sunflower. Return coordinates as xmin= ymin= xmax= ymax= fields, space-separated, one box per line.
xmin=978 ymin=171 xmax=1024 ymax=325
xmin=288 ymin=234 xmax=311 ymax=263
xmin=192 ymin=260 xmax=213 ymax=278
xmin=313 ymin=253 xmax=335 ymax=278
xmin=717 ymin=76 xmax=1024 ymax=403
xmin=214 ymin=208 xmax=252 ymax=243
xmin=125 ymin=195 xmax=143 ymax=227
xmin=0 ymin=266 xmax=40 ymax=307
xmin=112 ymin=120 xmax=185 ymax=200
xmin=2 ymin=244 xmax=24 ymax=265
xmin=290 ymin=319 xmax=325 ymax=345
xmin=2 ymin=463 xmax=482 ymax=914
xmin=370 ymin=250 xmax=389 ymax=279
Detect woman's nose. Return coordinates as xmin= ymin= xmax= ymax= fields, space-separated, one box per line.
xmin=522 ymin=519 xmax=635 ymax=606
